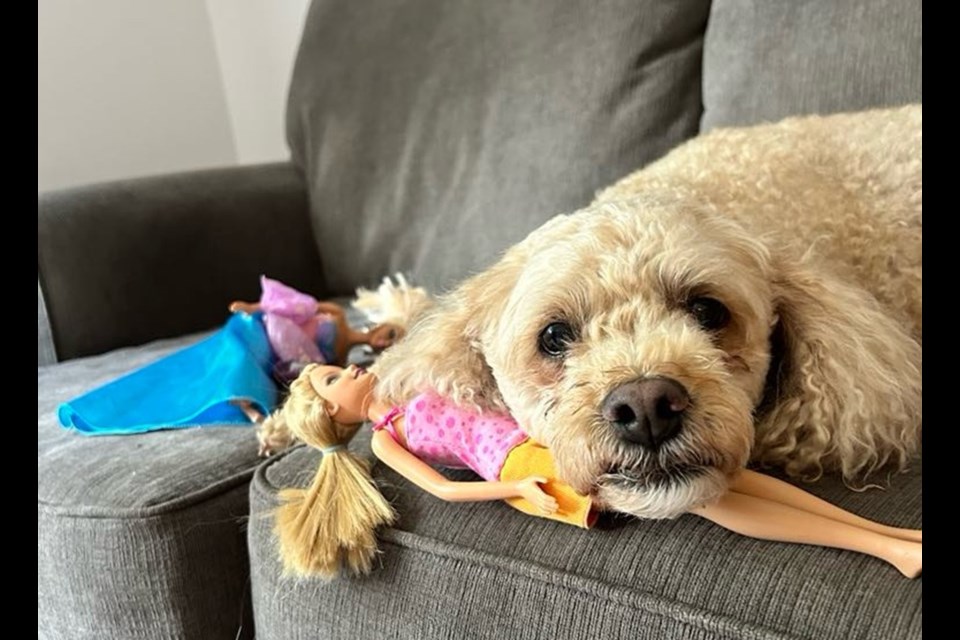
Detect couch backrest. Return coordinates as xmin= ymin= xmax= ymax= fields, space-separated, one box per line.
xmin=702 ymin=0 xmax=922 ymax=129
xmin=287 ymin=0 xmax=921 ymax=293
xmin=287 ymin=0 xmax=711 ymax=292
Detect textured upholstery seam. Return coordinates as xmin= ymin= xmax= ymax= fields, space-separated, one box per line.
xmin=377 ymin=530 xmax=801 ymax=640
xmin=251 ymin=455 xmax=800 ymax=640
xmin=37 ymin=467 xmax=256 ymax=519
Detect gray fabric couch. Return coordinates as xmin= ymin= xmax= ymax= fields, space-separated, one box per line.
xmin=38 ymin=1 xmax=922 ymax=638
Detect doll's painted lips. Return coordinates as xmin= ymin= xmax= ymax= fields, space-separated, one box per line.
xmin=341 ymin=365 xmax=368 ymax=380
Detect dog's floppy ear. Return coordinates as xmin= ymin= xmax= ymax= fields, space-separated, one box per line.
xmin=373 ymin=255 xmax=523 ymax=413
xmin=756 ymin=264 xmax=922 ymax=482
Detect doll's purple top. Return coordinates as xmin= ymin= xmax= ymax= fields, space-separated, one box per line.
xmin=374 ymin=392 xmax=529 ymax=481
xmin=259 ymin=275 xmax=337 ymax=367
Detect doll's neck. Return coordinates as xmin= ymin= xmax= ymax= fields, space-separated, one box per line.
xmin=367 ymin=398 xmax=408 ymax=443
xmin=366 ymin=399 xmax=397 ymax=424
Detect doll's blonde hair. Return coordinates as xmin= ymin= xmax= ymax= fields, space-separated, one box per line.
xmin=274 ymin=364 xmax=396 ymax=578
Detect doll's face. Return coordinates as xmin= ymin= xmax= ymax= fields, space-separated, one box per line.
xmin=367 ymin=323 xmax=406 ymax=350
xmin=309 ymin=364 xmax=377 ymax=424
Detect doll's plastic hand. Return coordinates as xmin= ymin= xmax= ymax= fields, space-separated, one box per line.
xmin=516 ymin=477 xmax=559 ymax=514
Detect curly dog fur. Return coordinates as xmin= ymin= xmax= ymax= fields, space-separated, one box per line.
xmin=374 ymin=105 xmax=922 ymax=519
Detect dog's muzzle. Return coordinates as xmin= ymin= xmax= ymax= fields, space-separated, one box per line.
xmin=601 ymin=377 xmax=689 ymax=449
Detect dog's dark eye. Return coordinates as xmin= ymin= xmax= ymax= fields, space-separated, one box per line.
xmin=688 ymin=297 xmax=730 ymax=331
xmin=538 ymin=322 xmax=576 ymax=357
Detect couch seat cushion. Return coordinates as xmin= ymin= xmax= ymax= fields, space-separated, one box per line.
xmin=250 ymin=443 xmax=921 ymax=639
xmin=38 ymin=334 xmax=263 ymax=639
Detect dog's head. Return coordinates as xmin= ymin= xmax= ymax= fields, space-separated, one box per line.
xmin=375 ymin=196 xmax=921 ymax=518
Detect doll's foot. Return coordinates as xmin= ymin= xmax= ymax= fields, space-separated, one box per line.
xmin=888 ymin=540 xmax=922 ymax=579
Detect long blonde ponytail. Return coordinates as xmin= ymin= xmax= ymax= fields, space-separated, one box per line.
xmin=274 ymin=364 xmax=397 ymax=578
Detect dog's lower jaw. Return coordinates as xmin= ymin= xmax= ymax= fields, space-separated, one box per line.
xmin=595 ymin=466 xmax=730 ymax=519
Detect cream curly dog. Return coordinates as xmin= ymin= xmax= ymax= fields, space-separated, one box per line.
xmin=375 ymin=105 xmax=922 ymax=519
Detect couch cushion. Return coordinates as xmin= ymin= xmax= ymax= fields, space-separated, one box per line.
xmin=38 ymin=335 xmax=262 ymax=639
xmin=287 ymin=0 xmax=710 ymax=293
xmin=702 ymin=0 xmax=922 ymax=129
xmin=250 ymin=444 xmax=921 ymax=639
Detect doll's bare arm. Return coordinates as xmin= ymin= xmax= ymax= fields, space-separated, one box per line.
xmin=232 ymin=300 xmax=340 ymax=317
xmin=313 ymin=301 xmax=404 ymax=357
xmin=371 ymin=431 xmax=558 ymax=513
xmin=691 ymin=493 xmax=921 ymax=578
xmin=315 ymin=301 xmax=347 ymax=318
xmin=229 ymin=301 xmax=261 ymax=314
xmin=729 ymin=469 xmax=921 ymax=542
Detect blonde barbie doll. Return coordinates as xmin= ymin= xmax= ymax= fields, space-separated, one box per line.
xmin=272 ymin=364 xmax=921 ymax=579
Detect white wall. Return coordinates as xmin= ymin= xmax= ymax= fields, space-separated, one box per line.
xmin=38 ymin=0 xmax=237 ymax=191
xmin=38 ymin=0 xmax=310 ymax=192
xmin=205 ymin=0 xmax=311 ymax=165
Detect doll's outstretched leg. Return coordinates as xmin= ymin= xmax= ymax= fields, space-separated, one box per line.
xmin=232 ymin=398 xmax=265 ymax=424
xmin=692 ymin=493 xmax=922 ymax=578
xmin=730 ymin=470 xmax=921 ymax=542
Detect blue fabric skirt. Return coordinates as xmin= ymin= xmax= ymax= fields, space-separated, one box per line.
xmin=58 ymin=313 xmax=278 ymax=435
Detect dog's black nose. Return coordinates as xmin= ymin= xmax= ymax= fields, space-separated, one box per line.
xmin=601 ymin=378 xmax=689 ymax=449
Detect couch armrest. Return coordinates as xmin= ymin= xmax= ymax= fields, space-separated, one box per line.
xmin=38 ymin=162 xmax=325 ymax=361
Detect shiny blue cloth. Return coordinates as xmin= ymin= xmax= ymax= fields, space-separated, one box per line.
xmin=58 ymin=313 xmax=278 ymax=435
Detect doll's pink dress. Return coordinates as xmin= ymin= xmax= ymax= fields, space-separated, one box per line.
xmin=258 ymin=276 xmax=337 ymax=380
xmin=373 ymin=392 xmax=598 ymax=528
xmin=374 ymin=392 xmax=528 ymax=481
